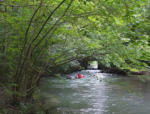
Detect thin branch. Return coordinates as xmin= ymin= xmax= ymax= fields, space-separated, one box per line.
xmin=30 ymin=0 xmax=66 ymax=45
xmin=24 ymin=1 xmax=42 ymax=48
xmin=32 ymin=0 xmax=74 ymax=52
xmin=47 ymin=50 xmax=108 ymax=69
xmin=31 ymin=21 xmax=65 ymax=53
xmin=14 ymin=1 xmax=42 ymax=81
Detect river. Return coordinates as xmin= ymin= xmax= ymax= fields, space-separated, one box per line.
xmin=39 ymin=70 xmax=150 ymax=114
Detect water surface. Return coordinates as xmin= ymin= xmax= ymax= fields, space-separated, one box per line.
xmin=39 ymin=70 xmax=150 ymax=114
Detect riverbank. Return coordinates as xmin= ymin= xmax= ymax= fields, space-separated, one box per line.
xmin=0 ymin=87 xmax=47 ymax=114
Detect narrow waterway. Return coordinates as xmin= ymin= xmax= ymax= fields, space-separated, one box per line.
xmin=39 ymin=70 xmax=150 ymax=114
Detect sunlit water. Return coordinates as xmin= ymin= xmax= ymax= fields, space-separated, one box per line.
xmin=39 ymin=70 xmax=150 ymax=114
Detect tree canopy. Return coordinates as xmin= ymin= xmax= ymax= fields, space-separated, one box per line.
xmin=0 ymin=0 xmax=150 ymax=112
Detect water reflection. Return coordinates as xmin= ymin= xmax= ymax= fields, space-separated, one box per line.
xmin=39 ymin=70 xmax=150 ymax=114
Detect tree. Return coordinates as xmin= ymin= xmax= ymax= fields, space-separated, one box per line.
xmin=0 ymin=0 xmax=150 ymax=108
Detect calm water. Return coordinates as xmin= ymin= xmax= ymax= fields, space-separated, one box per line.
xmin=39 ymin=70 xmax=150 ymax=114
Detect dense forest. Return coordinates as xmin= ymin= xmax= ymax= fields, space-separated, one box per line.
xmin=0 ymin=0 xmax=150 ymax=113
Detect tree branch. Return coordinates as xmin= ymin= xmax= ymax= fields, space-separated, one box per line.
xmin=24 ymin=1 xmax=43 ymax=48
xmin=30 ymin=0 xmax=66 ymax=45
xmin=14 ymin=1 xmax=42 ymax=81
xmin=32 ymin=0 xmax=74 ymax=52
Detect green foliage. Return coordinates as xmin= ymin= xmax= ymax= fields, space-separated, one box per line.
xmin=0 ymin=0 xmax=150 ymax=111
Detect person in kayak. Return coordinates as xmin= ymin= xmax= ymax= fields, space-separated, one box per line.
xmin=67 ymin=73 xmax=85 ymax=79
xmin=77 ymin=73 xmax=85 ymax=79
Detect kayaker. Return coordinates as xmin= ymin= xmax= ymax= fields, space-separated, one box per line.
xmin=77 ymin=73 xmax=85 ymax=79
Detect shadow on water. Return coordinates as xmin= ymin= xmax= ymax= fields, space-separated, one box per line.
xmin=38 ymin=70 xmax=150 ymax=114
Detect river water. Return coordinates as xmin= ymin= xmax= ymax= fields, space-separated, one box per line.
xmin=39 ymin=70 xmax=150 ymax=114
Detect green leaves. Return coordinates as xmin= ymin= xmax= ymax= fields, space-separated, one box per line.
xmin=0 ymin=0 xmax=150 ymax=107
